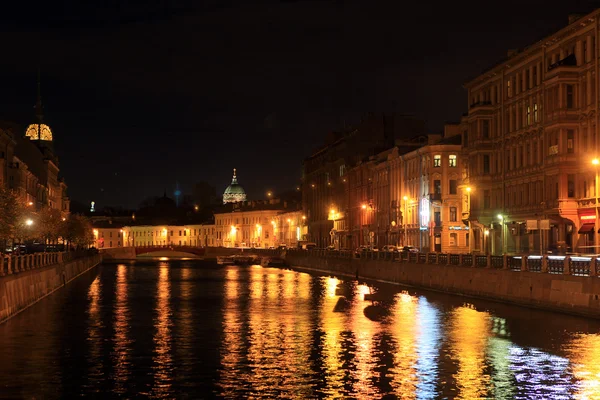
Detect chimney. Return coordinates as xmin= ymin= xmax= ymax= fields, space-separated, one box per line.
xmin=568 ymin=14 xmax=583 ymax=24
xmin=507 ymin=49 xmax=519 ymax=58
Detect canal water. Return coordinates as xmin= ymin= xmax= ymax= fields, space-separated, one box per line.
xmin=1 ymin=259 xmax=600 ymax=399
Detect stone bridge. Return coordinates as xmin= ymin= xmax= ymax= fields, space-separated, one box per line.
xmin=135 ymin=246 xmax=206 ymax=257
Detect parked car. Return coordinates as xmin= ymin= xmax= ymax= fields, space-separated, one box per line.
xmin=401 ymin=246 xmax=419 ymax=253
xmin=382 ymin=245 xmax=398 ymax=252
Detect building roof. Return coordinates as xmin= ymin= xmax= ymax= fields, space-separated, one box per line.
xmin=223 ymin=168 xmax=247 ymax=204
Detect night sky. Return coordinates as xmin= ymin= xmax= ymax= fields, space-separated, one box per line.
xmin=0 ymin=0 xmax=598 ymax=209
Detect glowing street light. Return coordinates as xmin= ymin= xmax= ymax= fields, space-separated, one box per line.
xmin=27 ymin=201 xmax=33 ymax=206
xmin=361 ymin=204 xmax=367 ymax=210
xmin=25 ymin=219 xmax=33 ymax=226
xmin=267 ymin=191 xmax=273 ymax=198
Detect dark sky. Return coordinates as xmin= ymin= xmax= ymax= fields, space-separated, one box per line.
xmin=0 ymin=0 xmax=598 ymax=208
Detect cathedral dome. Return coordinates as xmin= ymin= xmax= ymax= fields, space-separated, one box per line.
xmin=223 ymin=168 xmax=247 ymax=204
xmin=25 ymin=123 xmax=53 ymax=141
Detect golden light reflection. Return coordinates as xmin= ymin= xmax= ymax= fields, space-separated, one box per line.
xmin=152 ymin=263 xmax=173 ymax=396
xmin=242 ymin=267 xmax=314 ymax=396
xmin=86 ymin=275 xmax=102 ymax=385
xmin=448 ymin=305 xmax=492 ymax=399
xmin=350 ymin=283 xmax=379 ymax=397
xmin=177 ymin=266 xmax=194 ymax=383
xmin=219 ymin=266 xmax=243 ymax=397
xmin=113 ymin=264 xmax=132 ymax=394
xmin=389 ymin=292 xmax=419 ymax=398
xmin=319 ymin=277 xmax=347 ymax=397
xmin=566 ymin=333 xmax=600 ymax=399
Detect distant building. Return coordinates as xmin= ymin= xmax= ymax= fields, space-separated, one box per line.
xmin=91 ymin=220 xmax=125 ymax=249
xmin=215 ymin=198 xmax=302 ymax=248
xmin=223 ymin=168 xmax=247 ymax=204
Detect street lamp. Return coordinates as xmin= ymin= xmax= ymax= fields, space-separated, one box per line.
xmin=593 ymin=158 xmax=600 ymax=253
xmin=497 ymin=214 xmax=505 ymax=255
xmin=403 ymin=196 xmax=408 ymax=247
xmin=26 ymin=219 xmax=33 ymax=226
xmin=466 ymin=187 xmax=472 ymax=253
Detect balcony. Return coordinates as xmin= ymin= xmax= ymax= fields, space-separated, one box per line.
xmin=429 ymin=193 xmax=442 ymax=203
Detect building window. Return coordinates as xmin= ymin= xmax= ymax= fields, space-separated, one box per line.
xmin=434 ymin=180 xmax=441 ymax=194
xmin=483 ymin=155 xmax=490 ymax=174
xmin=109 ymin=232 xmax=113 ymax=238
xmin=450 ymin=207 xmax=457 ymax=222
xmin=434 ymin=155 xmax=441 ymax=167
xmin=568 ymin=174 xmax=575 ymax=198
xmin=482 ymin=120 xmax=489 ymax=138
xmin=567 ymin=130 xmax=574 ymax=153
xmin=507 ymin=80 xmax=511 ymax=97
xmin=450 ymin=232 xmax=457 ymax=246
xmin=449 ymin=180 xmax=457 ymax=194
xmin=484 ymin=190 xmax=491 ymax=209
xmin=566 ymin=84 xmax=574 ymax=109
xmin=533 ymin=103 xmax=538 ymax=123
xmin=339 ymin=164 xmax=346 ymax=176
xmin=449 ymin=155 xmax=457 ymax=167
xmin=526 ymin=106 xmax=531 ymax=125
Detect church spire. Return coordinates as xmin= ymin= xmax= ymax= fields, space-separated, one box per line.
xmin=231 ymin=168 xmax=238 ymax=184
xmin=35 ymin=68 xmax=43 ymax=124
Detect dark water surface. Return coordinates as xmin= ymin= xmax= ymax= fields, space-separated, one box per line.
xmin=1 ymin=259 xmax=600 ymax=399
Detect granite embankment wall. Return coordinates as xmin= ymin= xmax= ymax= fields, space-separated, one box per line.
xmin=0 ymin=253 xmax=102 ymax=323
xmin=100 ymin=247 xmax=137 ymax=260
xmin=284 ymin=252 xmax=600 ymax=318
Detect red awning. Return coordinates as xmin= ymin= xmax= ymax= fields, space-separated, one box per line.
xmin=578 ymin=223 xmax=595 ymax=234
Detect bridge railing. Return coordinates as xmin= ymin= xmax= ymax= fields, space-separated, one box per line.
xmin=284 ymin=248 xmax=600 ymax=278
xmin=0 ymin=249 xmax=98 ymax=277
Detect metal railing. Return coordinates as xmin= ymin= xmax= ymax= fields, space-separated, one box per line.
xmin=282 ymin=248 xmax=600 ymax=278
xmin=0 ymin=249 xmax=98 ymax=277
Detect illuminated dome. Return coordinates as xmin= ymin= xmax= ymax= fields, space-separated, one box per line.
xmin=223 ymin=168 xmax=247 ymax=204
xmin=25 ymin=123 xmax=53 ymax=141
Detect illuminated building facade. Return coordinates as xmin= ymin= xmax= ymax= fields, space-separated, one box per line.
xmin=344 ymin=128 xmax=467 ymax=253
xmin=215 ymin=198 xmax=302 ymax=248
xmin=123 ymin=224 xmax=214 ymax=247
xmin=463 ymin=11 xmax=600 ymax=254
xmin=0 ymin=92 xmax=69 ymax=218
xmin=302 ymin=113 xmax=425 ymax=248
xmin=92 ymin=227 xmax=125 ymax=249
xmin=274 ymin=210 xmax=306 ymax=248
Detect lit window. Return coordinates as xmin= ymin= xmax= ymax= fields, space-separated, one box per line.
xmin=434 ymin=155 xmax=441 ymax=167
xmin=534 ymin=103 xmax=538 ymax=122
xmin=449 ymin=155 xmax=457 ymax=167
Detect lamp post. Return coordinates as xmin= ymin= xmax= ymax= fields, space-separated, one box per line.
xmin=466 ymin=187 xmax=472 ymax=253
xmin=593 ymin=158 xmax=599 ymax=253
xmin=403 ymin=196 xmax=408 ymax=247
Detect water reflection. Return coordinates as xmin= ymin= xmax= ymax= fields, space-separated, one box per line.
xmin=389 ymin=292 xmax=418 ymax=398
xmin=319 ymin=277 xmax=347 ymax=397
xmin=152 ymin=263 xmax=173 ymax=397
xmin=4 ymin=261 xmax=600 ymax=398
xmin=349 ymin=283 xmax=379 ymax=397
xmin=447 ymin=305 xmax=492 ymax=399
xmin=219 ymin=267 xmax=243 ymax=398
xmin=567 ymin=333 xmax=600 ymax=399
xmin=85 ymin=275 xmax=103 ymax=388
xmin=112 ymin=264 xmax=132 ymax=394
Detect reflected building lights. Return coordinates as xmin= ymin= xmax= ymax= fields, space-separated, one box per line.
xmin=350 ymin=283 xmax=378 ymax=397
xmin=86 ymin=275 xmax=103 ymax=387
xmin=389 ymin=291 xmax=418 ymax=399
xmin=414 ymin=298 xmax=442 ymax=399
xmin=320 ymin=276 xmax=346 ymax=397
xmin=219 ymin=267 xmax=243 ymax=397
xmin=112 ymin=264 xmax=132 ymax=393
xmin=152 ymin=263 xmax=173 ymax=396
xmin=447 ymin=306 xmax=492 ymax=399
xmin=564 ymin=333 xmax=600 ymax=399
